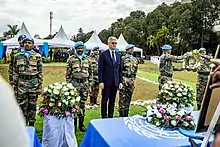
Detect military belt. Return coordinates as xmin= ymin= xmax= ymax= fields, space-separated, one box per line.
xmin=160 ymin=74 xmax=172 ymax=77
xmin=19 ymin=75 xmax=38 ymax=80
xmin=123 ymin=74 xmax=132 ymax=78
xmin=73 ymin=78 xmax=88 ymax=83
xmin=198 ymin=72 xmax=209 ymax=75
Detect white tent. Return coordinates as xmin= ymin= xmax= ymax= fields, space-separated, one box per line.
xmin=49 ymin=25 xmax=75 ymax=47
xmin=85 ymin=31 xmax=108 ymax=50
xmin=117 ymin=33 xmax=143 ymax=57
xmin=3 ymin=22 xmax=44 ymax=46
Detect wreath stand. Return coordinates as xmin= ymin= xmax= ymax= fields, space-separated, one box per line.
xmin=179 ymin=102 xmax=220 ymax=147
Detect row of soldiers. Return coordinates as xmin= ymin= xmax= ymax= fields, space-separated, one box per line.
xmin=9 ymin=34 xmax=138 ymax=133
xmin=66 ymin=41 xmax=138 ymax=132
xmin=158 ymin=44 xmax=212 ymax=110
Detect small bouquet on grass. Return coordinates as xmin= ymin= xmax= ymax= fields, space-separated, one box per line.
xmin=143 ymin=104 xmax=196 ymax=129
xmin=157 ymin=81 xmax=195 ymax=108
xmin=38 ymin=82 xmax=80 ymax=118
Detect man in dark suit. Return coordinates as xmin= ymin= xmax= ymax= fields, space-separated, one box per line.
xmin=98 ymin=36 xmax=123 ymax=118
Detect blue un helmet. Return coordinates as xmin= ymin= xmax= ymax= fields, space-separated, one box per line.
xmin=92 ymin=46 xmax=99 ymax=51
xmin=22 ymin=38 xmax=34 ymax=44
xmin=199 ymin=47 xmax=206 ymax=53
xmin=125 ymin=44 xmax=135 ymax=51
xmin=74 ymin=41 xmax=84 ymax=49
xmin=161 ymin=44 xmax=172 ymax=50
xmin=18 ymin=34 xmax=27 ymax=41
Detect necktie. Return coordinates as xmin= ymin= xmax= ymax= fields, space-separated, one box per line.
xmin=112 ymin=51 xmax=116 ymax=64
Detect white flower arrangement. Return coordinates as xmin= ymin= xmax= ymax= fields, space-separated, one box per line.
xmin=38 ymin=82 xmax=80 ymax=117
xmin=157 ymin=81 xmax=195 ymax=108
xmin=143 ymin=104 xmax=196 ymax=129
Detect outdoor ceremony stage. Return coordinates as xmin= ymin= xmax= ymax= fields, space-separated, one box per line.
xmin=27 ymin=127 xmax=42 ymax=147
xmin=81 ymin=111 xmax=207 ymax=147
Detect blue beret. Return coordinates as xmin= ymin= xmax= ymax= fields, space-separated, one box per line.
xmin=93 ymin=46 xmax=99 ymax=51
xmin=18 ymin=34 xmax=27 ymax=41
xmin=199 ymin=48 xmax=206 ymax=52
xmin=161 ymin=44 xmax=172 ymax=50
xmin=22 ymin=38 xmax=34 ymax=44
xmin=74 ymin=41 xmax=84 ymax=49
xmin=125 ymin=44 xmax=135 ymax=50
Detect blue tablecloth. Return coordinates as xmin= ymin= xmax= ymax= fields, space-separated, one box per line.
xmin=27 ymin=127 xmax=42 ymax=147
xmin=81 ymin=111 xmax=202 ymax=147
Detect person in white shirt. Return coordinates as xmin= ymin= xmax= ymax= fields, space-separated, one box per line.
xmin=0 ymin=75 xmax=29 ymax=147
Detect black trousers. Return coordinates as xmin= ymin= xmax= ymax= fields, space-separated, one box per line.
xmin=101 ymin=85 xmax=118 ymax=118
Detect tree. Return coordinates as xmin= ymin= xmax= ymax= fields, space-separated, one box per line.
xmin=3 ymin=24 xmax=20 ymax=38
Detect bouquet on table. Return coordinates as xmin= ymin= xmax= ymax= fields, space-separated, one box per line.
xmin=157 ymin=81 xmax=195 ymax=109
xmin=39 ymin=82 xmax=80 ymax=147
xmin=143 ymin=104 xmax=196 ymax=129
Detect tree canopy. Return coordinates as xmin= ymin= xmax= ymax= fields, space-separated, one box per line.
xmin=72 ymin=1 xmax=220 ymax=55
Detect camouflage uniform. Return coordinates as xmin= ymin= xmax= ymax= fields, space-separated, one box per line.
xmin=9 ymin=47 xmax=24 ymax=86
xmin=119 ymin=54 xmax=138 ymax=117
xmin=89 ymin=54 xmax=99 ymax=105
xmin=196 ymin=55 xmax=212 ymax=110
xmin=158 ymin=54 xmax=188 ymax=90
xmin=13 ymin=49 xmax=43 ymax=126
xmin=66 ymin=54 xmax=93 ymax=131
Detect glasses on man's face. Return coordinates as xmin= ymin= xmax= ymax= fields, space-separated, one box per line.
xmin=111 ymin=42 xmax=117 ymax=45
xmin=24 ymin=42 xmax=32 ymax=44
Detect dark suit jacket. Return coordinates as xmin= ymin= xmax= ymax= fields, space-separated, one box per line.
xmin=98 ymin=50 xmax=123 ymax=87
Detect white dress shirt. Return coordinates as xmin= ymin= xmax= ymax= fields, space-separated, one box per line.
xmin=109 ymin=49 xmax=117 ymax=62
xmin=0 ymin=76 xmax=29 ymax=147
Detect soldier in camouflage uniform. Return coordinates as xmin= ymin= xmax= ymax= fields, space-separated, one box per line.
xmin=66 ymin=41 xmax=93 ymax=132
xmin=119 ymin=44 xmax=138 ymax=117
xmin=9 ymin=34 xmax=26 ymax=86
xmin=13 ymin=38 xmax=43 ymax=126
xmin=89 ymin=46 xmax=100 ymax=106
xmin=196 ymin=48 xmax=212 ymax=110
xmin=158 ymin=44 xmax=191 ymax=90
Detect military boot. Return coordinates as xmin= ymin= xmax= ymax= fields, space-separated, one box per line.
xmin=79 ymin=117 xmax=87 ymax=132
xmin=29 ymin=122 xmax=35 ymax=127
xmin=119 ymin=110 xmax=125 ymax=117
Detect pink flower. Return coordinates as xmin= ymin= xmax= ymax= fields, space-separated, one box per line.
xmin=40 ymin=107 xmax=45 ymax=112
xmin=43 ymin=109 xmax=48 ymax=114
xmin=65 ymin=111 xmax=71 ymax=116
xmin=156 ymin=104 xmax=162 ymax=109
xmin=159 ymin=108 xmax=166 ymax=114
xmin=176 ymin=116 xmax=181 ymax=121
xmin=164 ymin=115 xmax=169 ymax=121
xmin=186 ymin=116 xmax=192 ymax=121
xmin=72 ymin=108 xmax=77 ymax=113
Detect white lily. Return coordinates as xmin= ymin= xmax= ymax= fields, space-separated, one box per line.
xmin=171 ymin=120 xmax=177 ymax=126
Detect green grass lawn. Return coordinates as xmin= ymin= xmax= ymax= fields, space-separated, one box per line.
xmin=0 ymin=62 xmax=198 ymax=145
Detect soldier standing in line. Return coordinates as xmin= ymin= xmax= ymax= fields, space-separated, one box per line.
xmin=158 ymin=44 xmax=191 ymax=90
xmin=13 ymin=38 xmax=43 ymax=126
xmin=196 ymin=47 xmax=212 ymax=110
xmin=89 ymin=46 xmax=100 ymax=106
xmin=9 ymin=34 xmax=26 ymax=86
xmin=66 ymin=41 xmax=93 ymax=132
xmin=119 ymin=44 xmax=138 ymax=117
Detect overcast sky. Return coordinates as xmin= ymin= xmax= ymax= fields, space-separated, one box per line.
xmin=0 ymin=0 xmax=177 ymax=38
